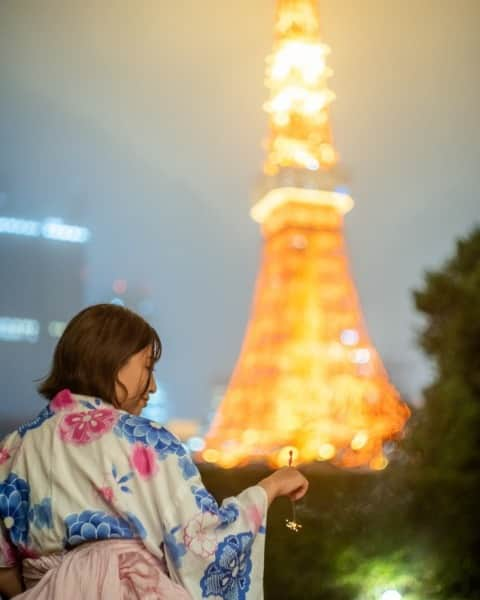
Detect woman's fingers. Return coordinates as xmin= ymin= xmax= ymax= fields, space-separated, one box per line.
xmin=290 ymin=477 xmax=309 ymax=501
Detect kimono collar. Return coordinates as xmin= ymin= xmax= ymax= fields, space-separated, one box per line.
xmin=49 ymin=389 xmax=125 ymax=415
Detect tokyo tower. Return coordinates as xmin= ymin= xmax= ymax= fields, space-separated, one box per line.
xmin=202 ymin=0 xmax=410 ymax=470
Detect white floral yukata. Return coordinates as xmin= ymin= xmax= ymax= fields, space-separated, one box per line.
xmin=0 ymin=390 xmax=268 ymax=599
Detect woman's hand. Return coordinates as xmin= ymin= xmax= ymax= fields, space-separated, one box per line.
xmin=258 ymin=467 xmax=309 ymax=507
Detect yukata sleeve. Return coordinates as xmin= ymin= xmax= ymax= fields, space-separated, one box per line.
xmin=111 ymin=417 xmax=268 ymax=599
xmin=160 ymin=453 xmax=268 ymax=599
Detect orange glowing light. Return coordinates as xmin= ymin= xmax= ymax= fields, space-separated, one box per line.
xmin=263 ymin=0 xmax=337 ymax=176
xmin=370 ymin=455 xmax=389 ymax=471
xmin=200 ymin=0 xmax=410 ymax=470
xmin=202 ymin=449 xmax=220 ymax=464
xmin=351 ymin=431 xmax=369 ymax=451
xmin=317 ymin=443 xmax=336 ymax=461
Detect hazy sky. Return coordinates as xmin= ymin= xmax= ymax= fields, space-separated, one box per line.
xmin=1 ymin=0 xmax=479 ymax=423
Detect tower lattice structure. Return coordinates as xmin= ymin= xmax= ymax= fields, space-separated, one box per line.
xmin=202 ymin=0 xmax=410 ymax=470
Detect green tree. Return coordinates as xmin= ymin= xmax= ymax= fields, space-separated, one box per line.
xmin=405 ymin=226 xmax=480 ymax=597
xmin=412 ymin=226 xmax=480 ymax=470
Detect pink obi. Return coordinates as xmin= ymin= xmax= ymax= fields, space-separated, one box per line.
xmin=17 ymin=539 xmax=191 ymax=599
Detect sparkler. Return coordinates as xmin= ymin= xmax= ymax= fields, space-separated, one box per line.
xmin=285 ymin=450 xmax=302 ymax=532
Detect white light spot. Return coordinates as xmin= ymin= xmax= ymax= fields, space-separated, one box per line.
xmin=48 ymin=321 xmax=67 ymax=338
xmin=110 ymin=298 xmax=125 ymax=306
xmin=42 ymin=218 xmax=90 ymax=243
xmin=0 ymin=317 xmax=40 ymax=343
xmin=353 ymin=348 xmax=371 ymax=364
xmin=381 ymin=591 xmax=402 ymax=600
xmin=187 ymin=436 xmax=206 ymax=452
xmin=340 ymin=329 xmax=359 ymax=346
xmin=0 ymin=216 xmax=90 ymax=243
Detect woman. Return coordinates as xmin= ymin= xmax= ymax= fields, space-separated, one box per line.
xmin=0 ymin=304 xmax=308 ymax=598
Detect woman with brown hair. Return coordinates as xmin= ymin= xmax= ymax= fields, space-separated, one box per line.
xmin=0 ymin=304 xmax=308 ymax=599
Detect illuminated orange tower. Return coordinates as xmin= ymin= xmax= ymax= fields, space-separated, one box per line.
xmin=202 ymin=0 xmax=410 ymax=470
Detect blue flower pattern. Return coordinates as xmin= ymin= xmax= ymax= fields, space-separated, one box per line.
xmin=111 ymin=464 xmax=134 ymax=494
xmin=125 ymin=512 xmax=147 ymax=539
xmin=79 ymin=398 xmax=103 ymax=410
xmin=29 ymin=497 xmax=53 ymax=529
xmin=200 ymin=532 xmax=254 ymax=600
xmin=0 ymin=473 xmax=30 ymax=546
xmin=179 ymin=455 xmax=199 ymax=480
xmin=192 ymin=486 xmax=218 ymax=514
xmin=218 ymin=504 xmax=240 ymax=530
xmin=17 ymin=406 xmax=54 ymax=438
xmin=64 ymin=509 xmax=146 ymax=547
xmin=163 ymin=524 xmax=187 ymax=569
xmin=191 ymin=485 xmax=240 ymax=529
xmin=114 ymin=414 xmax=186 ymax=460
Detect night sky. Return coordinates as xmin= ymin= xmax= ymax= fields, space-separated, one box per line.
xmin=1 ymin=0 xmax=479 ymax=426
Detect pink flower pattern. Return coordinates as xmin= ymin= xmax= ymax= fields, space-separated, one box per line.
xmin=96 ymin=485 xmax=114 ymax=503
xmin=183 ymin=512 xmax=218 ymax=558
xmin=0 ymin=443 xmax=19 ymax=466
xmin=130 ymin=443 xmax=158 ymax=480
xmin=91 ymin=468 xmax=117 ymax=505
xmin=59 ymin=409 xmax=116 ymax=445
xmin=0 ymin=447 xmax=11 ymax=465
xmin=51 ymin=389 xmax=76 ymax=412
xmin=246 ymin=503 xmax=264 ymax=534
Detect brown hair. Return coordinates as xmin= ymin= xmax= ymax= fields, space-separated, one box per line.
xmin=38 ymin=304 xmax=162 ymax=403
